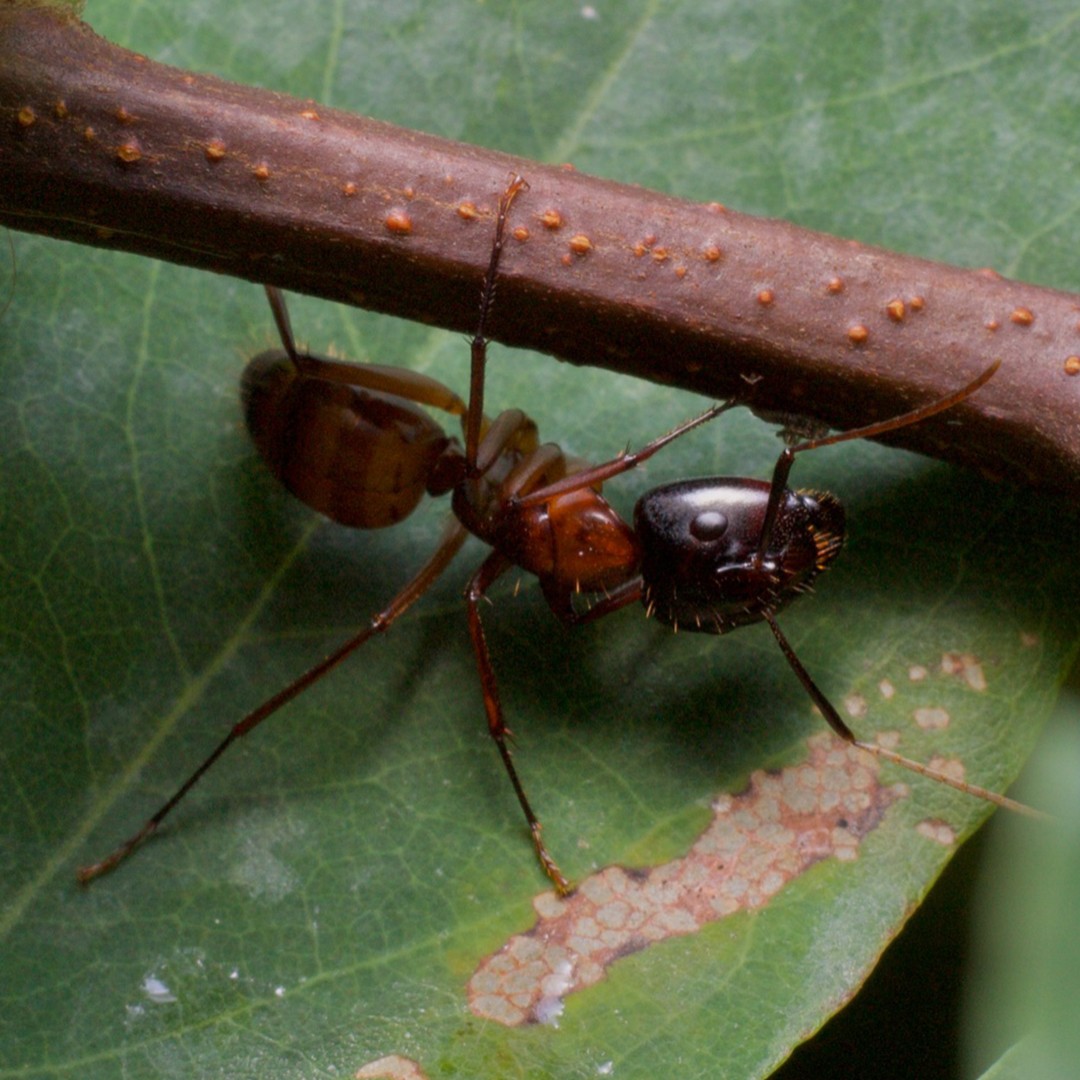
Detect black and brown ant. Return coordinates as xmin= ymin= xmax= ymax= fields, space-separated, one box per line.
xmin=77 ymin=175 xmax=1032 ymax=895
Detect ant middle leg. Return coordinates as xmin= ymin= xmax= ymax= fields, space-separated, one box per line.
xmin=465 ymin=175 xmax=528 ymax=465
xmin=511 ymin=399 xmax=742 ymax=510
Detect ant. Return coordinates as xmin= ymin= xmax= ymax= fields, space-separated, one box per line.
xmin=77 ymin=175 xmax=1034 ymax=896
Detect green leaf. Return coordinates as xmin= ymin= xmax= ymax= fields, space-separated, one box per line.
xmin=973 ymin=1042 xmax=1035 ymax=1080
xmin=2 ymin=1 xmax=1078 ymax=1077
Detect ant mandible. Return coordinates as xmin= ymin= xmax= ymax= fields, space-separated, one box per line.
xmin=76 ymin=175 xmax=1031 ymax=896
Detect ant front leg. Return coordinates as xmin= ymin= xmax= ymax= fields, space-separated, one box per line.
xmin=632 ymin=361 xmax=1041 ymax=818
xmin=753 ymin=362 xmax=1000 ymax=565
xmin=746 ymin=361 xmax=1040 ymax=817
xmin=760 ymin=608 xmax=1042 ymax=816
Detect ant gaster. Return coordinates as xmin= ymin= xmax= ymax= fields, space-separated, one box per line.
xmin=77 ymin=175 xmax=1034 ymax=896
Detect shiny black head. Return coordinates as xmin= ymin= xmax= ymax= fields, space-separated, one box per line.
xmin=634 ymin=477 xmax=844 ymax=634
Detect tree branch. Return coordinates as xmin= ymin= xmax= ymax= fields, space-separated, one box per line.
xmin=2 ymin=2 xmax=1079 ymax=495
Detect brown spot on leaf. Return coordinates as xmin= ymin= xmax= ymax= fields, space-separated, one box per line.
xmin=468 ymin=734 xmax=902 ymax=1026
xmin=914 ymin=706 xmax=950 ymax=730
xmin=940 ymin=651 xmax=987 ymax=691
xmin=927 ymin=755 xmax=966 ymax=785
xmin=844 ymin=693 xmax=868 ymax=719
xmin=916 ymin=819 xmax=957 ymax=846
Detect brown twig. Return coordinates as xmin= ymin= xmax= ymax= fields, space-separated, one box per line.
xmin=2 ymin=2 xmax=1079 ymax=494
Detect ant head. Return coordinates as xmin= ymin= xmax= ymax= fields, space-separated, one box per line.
xmin=634 ymin=478 xmax=844 ymax=634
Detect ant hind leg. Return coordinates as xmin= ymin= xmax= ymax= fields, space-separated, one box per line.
xmin=464 ymin=549 xmax=573 ymax=895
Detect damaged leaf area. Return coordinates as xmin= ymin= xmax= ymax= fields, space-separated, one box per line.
xmin=355 ymin=1056 xmax=429 ymax=1080
xmin=469 ymin=734 xmax=905 ymax=1026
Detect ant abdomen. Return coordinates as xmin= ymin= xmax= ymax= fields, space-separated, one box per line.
xmin=241 ymin=349 xmax=460 ymax=529
xmin=635 ymin=479 xmax=845 ymax=633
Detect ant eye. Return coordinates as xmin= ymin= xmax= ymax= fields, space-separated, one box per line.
xmin=689 ymin=509 xmax=728 ymax=541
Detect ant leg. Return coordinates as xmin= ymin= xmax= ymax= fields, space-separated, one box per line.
xmin=262 ymin=286 xmax=468 ymax=419
xmin=465 ymin=175 xmax=528 ymax=465
xmin=77 ymin=518 xmax=470 ymax=884
xmin=472 ymin=408 xmax=542 ymax=475
xmin=512 ymin=400 xmax=741 ymax=509
xmin=762 ymin=610 xmax=1046 ymax=819
xmin=264 ymin=283 xmax=298 ymax=362
xmin=754 ymin=361 xmax=1000 ymax=563
xmin=465 ymin=550 xmax=572 ymax=895
xmin=541 ymin=575 xmax=645 ymax=626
